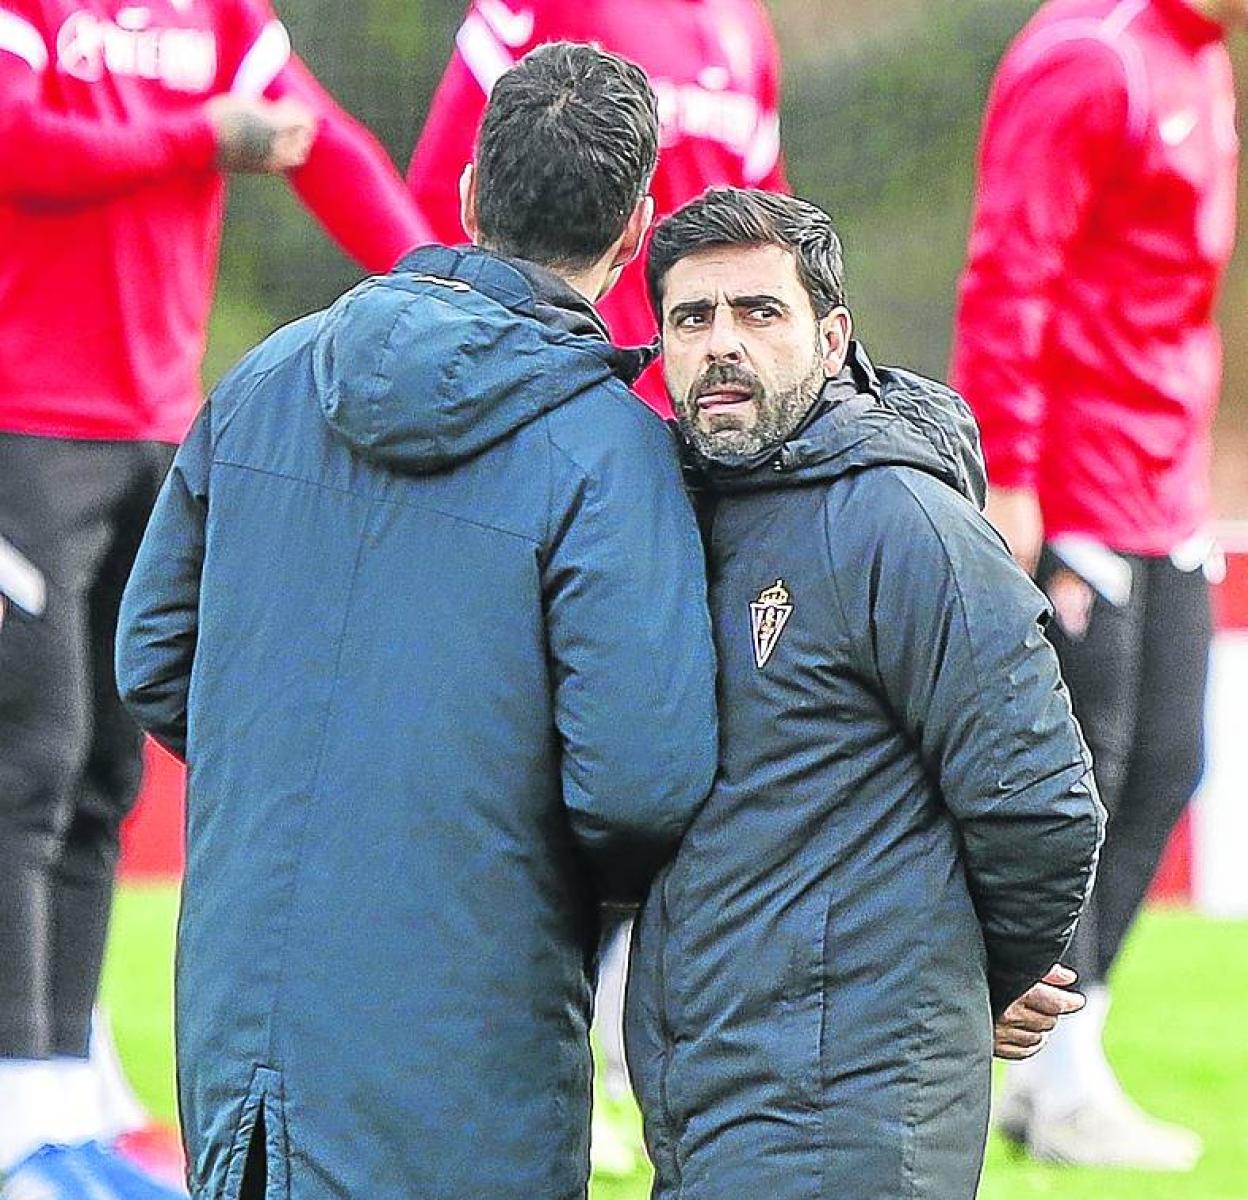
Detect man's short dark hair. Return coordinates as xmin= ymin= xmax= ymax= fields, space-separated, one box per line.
xmin=474 ymin=42 xmax=659 ymax=271
xmin=647 ymin=188 xmax=848 ymax=319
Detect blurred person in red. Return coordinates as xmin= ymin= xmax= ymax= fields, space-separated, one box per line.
xmin=0 ymin=3 xmax=428 ymax=1196
xmin=407 ymin=0 xmax=790 ymax=417
xmin=950 ymin=0 xmax=1245 ymax=1172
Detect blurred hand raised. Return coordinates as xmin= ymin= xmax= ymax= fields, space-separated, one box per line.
xmin=206 ymin=95 xmax=317 ymax=175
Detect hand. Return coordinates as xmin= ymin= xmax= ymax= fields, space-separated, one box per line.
xmin=994 ymin=963 xmax=1085 ymax=1060
xmin=206 ymin=95 xmax=317 ymax=174
xmin=985 ymin=484 xmax=1044 ymax=576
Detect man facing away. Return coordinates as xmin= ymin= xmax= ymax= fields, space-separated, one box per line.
xmin=0 ymin=2 xmax=429 ymax=1192
xmin=950 ymin=0 xmax=1246 ymax=1169
xmin=408 ymin=0 xmax=790 ymax=415
xmin=626 ymin=189 xmax=1104 ymax=1200
xmin=115 ymin=43 xmax=716 ymax=1200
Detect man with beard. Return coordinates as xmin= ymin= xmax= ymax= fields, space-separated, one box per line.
xmin=625 ymin=188 xmax=1105 ymax=1200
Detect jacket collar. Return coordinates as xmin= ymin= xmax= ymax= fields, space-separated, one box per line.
xmin=393 ymin=244 xmax=656 ymax=384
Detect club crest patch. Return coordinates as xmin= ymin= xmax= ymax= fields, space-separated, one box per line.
xmin=750 ymin=579 xmax=793 ymax=669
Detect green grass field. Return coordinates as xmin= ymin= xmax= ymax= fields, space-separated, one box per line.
xmin=103 ymin=890 xmax=1247 ymax=1199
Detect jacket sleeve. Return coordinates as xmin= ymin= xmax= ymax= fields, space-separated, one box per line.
xmin=542 ymin=412 xmax=717 ymax=905
xmin=115 ymin=405 xmax=213 ymax=760
xmin=948 ymin=35 xmax=1132 ymax=489
xmin=0 ymin=46 xmax=216 ymax=206
xmin=842 ymin=475 xmax=1104 ymax=1015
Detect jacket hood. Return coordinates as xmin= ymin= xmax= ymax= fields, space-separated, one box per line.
xmin=313 ymin=245 xmax=652 ymax=473
xmin=701 ymin=343 xmax=987 ymax=509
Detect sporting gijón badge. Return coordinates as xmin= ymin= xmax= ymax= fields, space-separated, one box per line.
xmin=750 ymin=579 xmax=792 ymax=669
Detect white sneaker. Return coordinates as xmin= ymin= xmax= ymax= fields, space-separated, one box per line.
xmin=1027 ymin=1093 xmax=1203 ymax=1171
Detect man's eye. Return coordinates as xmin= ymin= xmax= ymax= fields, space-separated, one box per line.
xmin=748 ymin=305 xmax=780 ymax=322
xmin=675 ymin=312 xmax=709 ymax=330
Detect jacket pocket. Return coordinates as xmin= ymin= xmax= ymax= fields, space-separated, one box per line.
xmin=774 ymin=890 xmax=830 ymax=1114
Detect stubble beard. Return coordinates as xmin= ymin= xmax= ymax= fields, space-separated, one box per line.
xmin=681 ymin=352 xmax=826 ymax=464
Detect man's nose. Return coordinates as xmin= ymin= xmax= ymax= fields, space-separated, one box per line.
xmin=705 ymin=307 xmax=743 ymax=361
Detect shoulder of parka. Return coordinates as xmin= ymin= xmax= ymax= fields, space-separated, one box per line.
xmin=206 ymin=313 xmax=324 ymax=450
xmin=821 ymin=464 xmax=1049 ymax=669
xmin=541 ymin=383 xmax=685 ymax=528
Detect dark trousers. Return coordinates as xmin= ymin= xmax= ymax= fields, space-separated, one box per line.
xmin=1039 ymin=548 xmax=1212 ymax=987
xmin=0 ymin=433 xmax=174 ymax=1058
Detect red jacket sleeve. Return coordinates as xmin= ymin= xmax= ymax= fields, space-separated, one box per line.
xmin=949 ymin=35 xmax=1133 ymax=489
xmin=266 ymin=57 xmax=431 ymax=272
xmin=0 ymin=52 xmax=216 ymax=206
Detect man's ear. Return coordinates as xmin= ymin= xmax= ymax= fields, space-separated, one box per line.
xmin=819 ymin=306 xmax=853 ymax=377
xmin=609 ymin=195 xmax=656 ymax=270
xmin=458 ymin=163 xmax=479 ymax=243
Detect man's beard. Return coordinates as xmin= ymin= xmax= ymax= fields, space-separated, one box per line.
xmin=679 ymin=352 xmax=825 ymax=464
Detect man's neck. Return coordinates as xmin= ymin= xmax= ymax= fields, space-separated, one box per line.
xmin=559 ymin=262 xmax=614 ymax=305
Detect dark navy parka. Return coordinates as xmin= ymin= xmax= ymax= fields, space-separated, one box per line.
xmin=115 ymin=247 xmax=717 ymax=1200
xmin=626 ymin=347 xmax=1103 ymax=1200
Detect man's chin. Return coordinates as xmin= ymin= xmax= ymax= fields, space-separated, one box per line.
xmin=691 ymin=429 xmax=765 ymax=463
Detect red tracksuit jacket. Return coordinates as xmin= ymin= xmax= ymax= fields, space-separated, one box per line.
xmin=407 ymin=0 xmax=789 ymax=416
xmin=950 ymin=0 xmax=1237 ymax=554
xmin=0 ymin=0 xmax=430 ymax=443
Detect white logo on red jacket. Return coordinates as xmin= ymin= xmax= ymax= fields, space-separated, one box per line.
xmin=475 ymin=0 xmax=533 ymax=48
xmin=56 ymin=10 xmax=216 ymax=91
xmin=652 ymin=77 xmax=761 ymax=153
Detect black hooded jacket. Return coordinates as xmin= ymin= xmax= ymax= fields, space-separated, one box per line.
xmin=626 ymin=345 xmax=1103 ymax=1200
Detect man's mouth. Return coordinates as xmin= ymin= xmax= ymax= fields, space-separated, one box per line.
xmin=695 ymin=385 xmax=755 ymax=412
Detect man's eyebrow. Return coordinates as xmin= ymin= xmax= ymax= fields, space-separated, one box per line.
xmin=666 ymin=298 xmax=714 ymax=319
xmin=727 ymin=293 xmax=789 ymax=310
xmin=666 ymin=293 xmax=790 ymax=319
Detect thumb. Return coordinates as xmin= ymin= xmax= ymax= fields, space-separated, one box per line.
xmin=1043 ymin=963 xmax=1078 ymax=987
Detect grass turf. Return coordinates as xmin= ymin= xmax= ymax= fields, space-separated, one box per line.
xmin=103 ymin=891 xmax=1246 ymax=1198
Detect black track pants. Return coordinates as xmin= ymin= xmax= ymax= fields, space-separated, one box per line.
xmin=1039 ymin=547 xmax=1212 ymax=987
xmin=0 ymin=433 xmax=174 ymax=1058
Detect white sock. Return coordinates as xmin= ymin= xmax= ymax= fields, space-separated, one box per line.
xmin=1005 ymin=983 xmax=1118 ymax=1122
xmin=592 ymin=919 xmax=633 ymax=1102
xmin=89 ymin=1008 xmax=147 ymax=1139
xmin=49 ymin=1056 xmax=106 ymax=1147
xmin=0 ymin=1059 xmax=68 ymax=1170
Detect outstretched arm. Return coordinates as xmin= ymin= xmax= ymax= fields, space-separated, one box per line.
xmin=0 ymin=51 xmax=217 ymax=204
